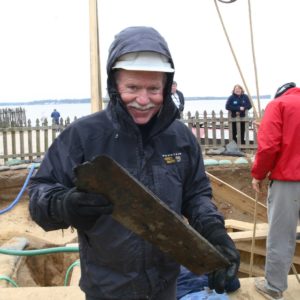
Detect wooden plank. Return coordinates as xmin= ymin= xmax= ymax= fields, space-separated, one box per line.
xmin=225 ymin=220 xmax=268 ymax=231
xmin=74 ymin=155 xmax=229 ymax=275
xmin=28 ymin=123 xmax=33 ymax=161
xmin=207 ymin=172 xmax=267 ymax=222
xmin=228 ymin=230 xmax=269 ymax=242
xmin=235 ymin=240 xmax=267 ymax=257
xmin=228 ymin=226 xmax=300 ymax=242
xmin=239 ymin=261 xmax=265 ymax=277
xmin=226 ymin=220 xmax=300 ymax=234
xmin=236 ymin=241 xmax=300 ymax=266
xmin=20 ymin=129 xmax=25 ymax=160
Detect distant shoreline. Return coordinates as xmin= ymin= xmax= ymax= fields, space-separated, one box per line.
xmin=0 ymin=95 xmax=271 ymax=106
xmin=0 ymin=98 xmax=91 ymax=106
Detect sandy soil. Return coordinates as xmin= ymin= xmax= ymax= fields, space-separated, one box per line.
xmin=0 ymin=168 xmax=78 ymax=287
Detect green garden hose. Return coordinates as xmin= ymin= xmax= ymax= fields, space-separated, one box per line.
xmin=0 ymin=275 xmax=18 ymax=287
xmin=0 ymin=246 xmax=80 ymax=288
xmin=64 ymin=260 xmax=81 ymax=286
xmin=0 ymin=246 xmax=79 ymax=256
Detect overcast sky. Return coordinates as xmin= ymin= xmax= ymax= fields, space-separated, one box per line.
xmin=0 ymin=0 xmax=300 ymax=103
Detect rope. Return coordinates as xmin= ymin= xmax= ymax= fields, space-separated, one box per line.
xmin=214 ymin=0 xmax=260 ymax=119
xmin=247 ymin=0 xmax=261 ymax=275
xmin=247 ymin=0 xmax=261 ymax=119
xmin=214 ymin=0 xmax=263 ymax=277
xmin=249 ymin=192 xmax=259 ymax=277
xmin=217 ymin=0 xmax=237 ymax=3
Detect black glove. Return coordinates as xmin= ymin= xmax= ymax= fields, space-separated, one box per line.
xmin=196 ymin=220 xmax=240 ymax=294
xmin=51 ymin=187 xmax=113 ymax=231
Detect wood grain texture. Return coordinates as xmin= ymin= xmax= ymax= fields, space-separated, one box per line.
xmin=74 ymin=155 xmax=229 ymax=275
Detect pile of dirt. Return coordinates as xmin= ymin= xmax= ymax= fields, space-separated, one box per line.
xmin=207 ymin=165 xmax=268 ymax=201
xmin=0 ymin=167 xmax=78 ymax=288
xmin=206 ymin=164 xmax=268 ymax=223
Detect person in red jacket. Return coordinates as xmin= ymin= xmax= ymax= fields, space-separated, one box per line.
xmin=251 ymin=82 xmax=300 ymax=300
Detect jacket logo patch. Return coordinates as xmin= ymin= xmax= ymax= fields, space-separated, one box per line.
xmin=162 ymin=153 xmax=182 ymax=164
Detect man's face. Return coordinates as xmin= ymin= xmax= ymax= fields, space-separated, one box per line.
xmin=116 ymin=70 xmax=165 ymax=124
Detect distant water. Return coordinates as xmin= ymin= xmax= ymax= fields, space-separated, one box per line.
xmin=0 ymin=98 xmax=271 ymax=123
xmin=0 ymin=103 xmax=92 ymax=123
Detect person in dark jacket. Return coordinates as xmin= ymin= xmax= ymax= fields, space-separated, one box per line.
xmin=50 ymin=108 xmax=60 ymax=125
xmin=225 ymin=84 xmax=252 ymax=144
xmin=171 ymin=81 xmax=185 ymax=118
xmin=28 ymin=26 xmax=240 ymax=300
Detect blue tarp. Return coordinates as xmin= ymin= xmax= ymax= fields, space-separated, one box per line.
xmin=177 ymin=266 xmax=240 ymax=300
xmin=180 ymin=289 xmax=229 ymax=300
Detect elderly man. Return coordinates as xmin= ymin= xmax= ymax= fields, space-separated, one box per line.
xmin=28 ymin=26 xmax=239 ymax=300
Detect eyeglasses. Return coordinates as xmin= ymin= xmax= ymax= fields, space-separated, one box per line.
xmin=274 ymin=82 xmax=296 ymax=98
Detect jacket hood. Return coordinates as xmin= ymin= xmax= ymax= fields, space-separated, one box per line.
xmin=106 ymin=26 xmax=175 ymax=104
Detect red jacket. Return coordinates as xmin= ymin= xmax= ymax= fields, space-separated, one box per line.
xmin=251 ymin=87 xmax=300 ymax=181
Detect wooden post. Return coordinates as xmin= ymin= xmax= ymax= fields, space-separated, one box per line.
xmin=89 ymin=0 xmax=102 ymax=113
xmin=28 ymin=120 xmax=33 ymax=161
xmin=36 ymin=120 xmax=41 ymax=158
